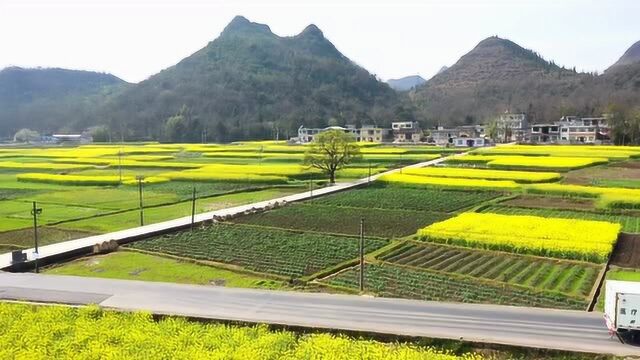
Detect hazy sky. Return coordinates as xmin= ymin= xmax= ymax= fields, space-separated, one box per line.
xmin=1 ymin=0 xmax=638 ymax=83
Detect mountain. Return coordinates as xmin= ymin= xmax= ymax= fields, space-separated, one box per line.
xmin=387 ymin=75 xmax=426 ymax=91
xmin=436 ymin=66 xmax=448 ymax=75
xmin=608 ymin=40 xmax=640 ymax=71
xmin=411 ymin=36 xmax=616 ymax=125
xmin=0 ymin=67 xmax=126 ymax=138
xmin=99 ymin=16 xmax=400 ymax=142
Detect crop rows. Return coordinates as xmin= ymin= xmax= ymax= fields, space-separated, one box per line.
xmin=127 ymin=223 xmax=388 ymax=278
xmin=480 ymin=205 xmax=640 ymax=233
xmin=315 ymin=186 xmax=500 ymax=213
xmin=324 ymin=263 xmax=587 ymax=310
xmin=379 ymin=242 xmax=600 ymax=297
xmin=233 ymin=204 xmax=450 ymax=238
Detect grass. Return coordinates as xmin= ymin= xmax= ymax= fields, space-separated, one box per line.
xmin=127 ymin=223 xmax=389 ymax=278
xmin=596 ymin=267 xmax=640 ymax=311
xmin=45 ymin=251 xmax=286 ymax=289
xmin=233 ymin=203 xmax=450 ymax=238
xmin=592 ymin=179 xmax=640 ymax=189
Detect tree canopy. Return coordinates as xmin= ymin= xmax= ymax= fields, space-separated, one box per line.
xmin=303 ymin=130 xmax=361 ymax=184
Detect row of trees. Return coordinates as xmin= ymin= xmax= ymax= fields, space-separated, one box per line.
xmin=608 ymin=105 xmax=640 ymax=145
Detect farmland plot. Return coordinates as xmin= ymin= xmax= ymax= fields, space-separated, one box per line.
xmin=479 ymin=205 xmax=640 ymax=233
xmin=378 ymin=242 xmax=600 ymax=298
xmin=418 ymin=213 xmax=620 ymax=262
xmin=315 ymin=186 xmax=501 ymax=213
xmin=324 ymin=264 xmax=587 ymax=309
xmin=127 ymin=223 xmax=388 ymax=278
xmin=233 ymin=204 xmax=450 ymax=238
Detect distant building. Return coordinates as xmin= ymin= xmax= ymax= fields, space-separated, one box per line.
xmin=528 ymin=115 xmax=610 ymax=144
xmin=392 ymin=121 xmax=422 ymax=143
xmin=453 ymin=137 xmax=486 ymax=147
xmin=358 ymin=124 xmax=393 ymax=143
xmin=557 ymin=116 xmax=609 ymax=143
xmin=429 ymin=125 xmax=485 ymax=146
xmin=497 ymin=112 xmax=529 ymax=142
xmin=295 ymin=124 xmax=390 ymax=144
xmin=529 ymin=124 xmax=560 ymax=143
xmin=51 ymin=133 xmax=93 ymax=144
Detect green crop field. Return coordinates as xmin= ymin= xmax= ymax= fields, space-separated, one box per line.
xmin=233 ymin=203 xmax=450 ymax=238
xmin=324 ymin=263 xmax=587 ymax=309
xmin=315 ymin=185 xmax=501 ymax=213
xmin=0 ymin=226 xmax=95 ymax=252
xmin=378 ymin=242 xmax=600 ymax=299
xmin=59 ymin=187 xmax=302 ymax=233
xmin=127 ymin=223 xmax=389 ymax=278
xmin=479 ymin=205 xmax=640 ymax=233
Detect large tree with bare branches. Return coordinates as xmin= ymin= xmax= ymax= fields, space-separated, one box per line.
xmin=304 ymin=129 xmax=361 ymax=184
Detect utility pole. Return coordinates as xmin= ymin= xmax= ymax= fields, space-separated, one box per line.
xmin=136 ymin=175 xmax=145 ymax=226
xmin=191 ymin=185 xmax=197 ymax=230
xmin=368 ymin=160 xmax=372 ymax=184
xmin=359 ymin=217 xmax=365 ymax=292
xmin=31 ymin=202 xmax=42 ymax=273
xmin=309 ymin=177 xmax=313 ymax=197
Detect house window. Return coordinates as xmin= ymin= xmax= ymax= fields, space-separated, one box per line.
xmin=561 ymin=128 xmax=568 ymax=132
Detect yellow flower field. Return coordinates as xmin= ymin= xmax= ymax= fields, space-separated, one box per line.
xmin=525 ymin=183 xmax=640 ymax=209
xmin=160 ymin=170 xmax=289 ymax=184
xmin=0 ymin=161 xmax=94 ymax=171
xmin=403 ymin=167 xmax=561 ymax=183
xmin=473 ymin=145 xmax=640 ymax=160
xmin=418 ymin=212 xmax=620 ymax=262
xmin=0 ymin=303 xmax=483 ymax=360
xmin=486 ymin=155 xmax=608 ymax=170
xmin=378 ymin=173 xmax=520 ymax=190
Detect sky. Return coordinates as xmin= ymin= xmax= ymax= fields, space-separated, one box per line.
xmin=0 ymin=0 xmax=638 ymax=83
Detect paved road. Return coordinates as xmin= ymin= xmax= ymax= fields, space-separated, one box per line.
xmin=0 ymin=154 xmax=454 ymax=270
xmin=0 ymin=273 xmax=636 ymax=356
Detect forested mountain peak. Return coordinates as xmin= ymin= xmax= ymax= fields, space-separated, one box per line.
xmin=608 ymin=40 xmax=640 ymax=72
xmin=411 ymin=36 xmax=589 ymax=125
xmin=0 ymin=66 xmax=126 ymax=138
xmin=96 ymin=16 xmax=399 ymax=142
xmin=221 ymin=15 xmax=274 ymax=36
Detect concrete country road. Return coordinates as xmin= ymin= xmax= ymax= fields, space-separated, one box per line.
xmin=1 ymin=273 xmax=638 ymax=356
xmin=0 ymin=154 xmax=454 ymax=270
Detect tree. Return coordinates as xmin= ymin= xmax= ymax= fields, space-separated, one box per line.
xmin=88 ymin=126 xmax=110 ymax=142
xmin=304 ymin=129 xmax=361 ymax=184
xmin=485 ymin=119 xmax=499 ymax=142
xmin=13 ymin=129 xmax=40 ymax=143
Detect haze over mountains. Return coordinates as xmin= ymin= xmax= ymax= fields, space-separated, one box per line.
xmin=0 ymin=16 xmax=639 ymax=141
xmin=387 ymin=75 xmax=426 ymax=91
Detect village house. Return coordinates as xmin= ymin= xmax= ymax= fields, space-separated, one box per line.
xmin=294 ymin=124 xmax=391 ymax=143
xmin=429 ymin=125 xmax=485 ymax=147
xmin=391 ymin=121 xmax=422 ymax=143
xmin=529 ymin=115 xmax=610 ymax=144
xmin=497 ymin=112 xmax=529 ymax=142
